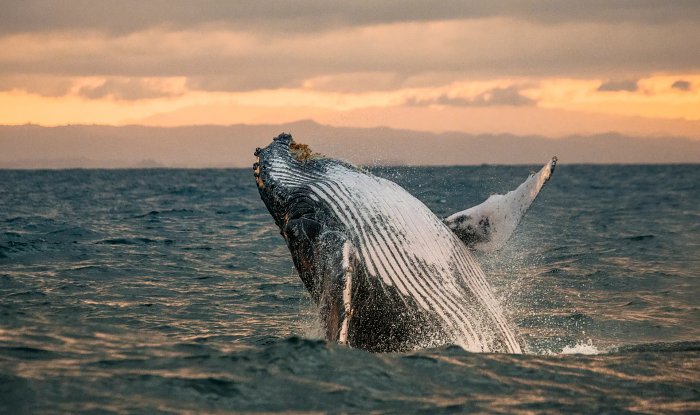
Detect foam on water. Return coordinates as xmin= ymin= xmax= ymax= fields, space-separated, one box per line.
xmin=560 ymin=339 xmax=605 ymax=355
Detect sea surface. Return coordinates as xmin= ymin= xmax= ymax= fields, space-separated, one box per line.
xmin=1 ymin=165 xmax=699 ymax=414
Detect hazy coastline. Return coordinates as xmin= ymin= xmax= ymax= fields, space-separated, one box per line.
xmin=3 ymin=121 xmax=699 ymax=169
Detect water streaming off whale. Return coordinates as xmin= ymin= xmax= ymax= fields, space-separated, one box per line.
xmin=1 ymin=165 xmax=698 ymax=413
xmin=256 ymin=135 xmax=553 ymax=353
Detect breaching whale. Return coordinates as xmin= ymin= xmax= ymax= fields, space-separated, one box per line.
xmin=254 ymin=133 xmax=556 ymax=353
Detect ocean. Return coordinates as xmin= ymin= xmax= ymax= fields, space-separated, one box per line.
xmin=1 ymin=165 xmax=698 ymax=413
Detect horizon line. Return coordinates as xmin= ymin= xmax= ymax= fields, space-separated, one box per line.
xmin=2 ymin=162 xmax=699 ymax=171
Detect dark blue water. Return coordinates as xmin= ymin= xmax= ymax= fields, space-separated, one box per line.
xmin=1 ymin=165 xmax=698 ymax=413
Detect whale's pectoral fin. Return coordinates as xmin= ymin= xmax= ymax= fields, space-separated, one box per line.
xmin=444 ymin=157 xmax=557 ymax=252
xmin=315 ymin=232 xmax=357 ymax=345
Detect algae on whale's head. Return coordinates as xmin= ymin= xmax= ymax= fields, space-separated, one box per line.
xmin=289 ymin=140 xmax=323 ymax=162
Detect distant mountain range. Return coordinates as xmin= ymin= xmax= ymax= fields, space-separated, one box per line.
xmin=1 ymin=120 xmax=698 ymax=168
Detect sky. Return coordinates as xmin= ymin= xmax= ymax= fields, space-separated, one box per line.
xmin=1 ymin=1 xmax=700 ymax=139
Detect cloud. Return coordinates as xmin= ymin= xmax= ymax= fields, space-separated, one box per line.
xmin=597 ymin=79 xmax=639 ymax=92
xmin=185 ymin=74 xmax=304 ymax=93
xmin=77 ymin=78 xmax=183 ymax=101
xmin=0 ymin=74 xmax=73 ymax=97
xmin=2 ymin=1 xmax=700 ymax=35
xmin=407 ymin=86 xmax=536 ymax=107
xmin=473 ymin=86 xmax=536 ymax=106
xmin=2 ymin=18 xmax=700 ymax=95
xmin=671 ymin=80 xmax=692 ymax=91
xmin=300 ymin=72 xmax=409 ymax=93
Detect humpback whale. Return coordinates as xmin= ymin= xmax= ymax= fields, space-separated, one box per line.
xmin=254 ymin=133 xmax=556 ymax=353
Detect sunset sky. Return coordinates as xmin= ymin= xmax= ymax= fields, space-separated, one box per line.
xmin=2 ymin=1 xmax=700 ymax=138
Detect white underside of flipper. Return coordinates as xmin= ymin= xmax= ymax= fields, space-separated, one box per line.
xmin=445 ymin=157 xmax=557 ymax=252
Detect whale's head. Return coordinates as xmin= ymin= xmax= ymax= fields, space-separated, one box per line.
xmin=253 ymin=132 xmax=330 ymax=231
xmin=254 ymin=133 xmax=346 ymax=297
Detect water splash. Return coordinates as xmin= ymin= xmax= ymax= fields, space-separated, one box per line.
xmin=560 ymin=339 xmax=605 ymax=355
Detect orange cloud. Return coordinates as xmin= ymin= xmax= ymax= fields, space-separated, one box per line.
xmin=532 ymin=75 xmax=700 ymax=121
xmin=2 ymin=73 xmax=699 ymax=140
